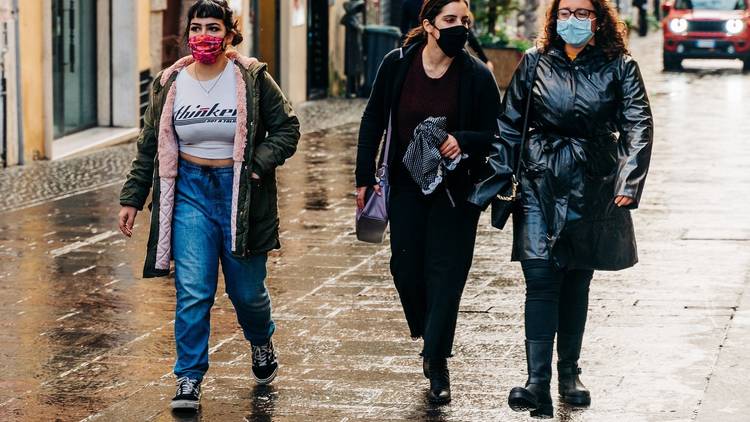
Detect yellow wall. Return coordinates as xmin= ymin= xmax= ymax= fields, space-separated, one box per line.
xmin=138 ymin=0 xmax=151 ymax=71
xmin=18 ymin=0 xmax=46 ymax=161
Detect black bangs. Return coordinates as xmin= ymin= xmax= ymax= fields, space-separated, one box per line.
xmin=188 ymin=1 xmax=229 ymax=22
xmin=183 ymin=0 xmax=244 ymax=46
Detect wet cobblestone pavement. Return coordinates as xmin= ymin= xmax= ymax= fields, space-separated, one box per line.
xmin=1 ymin=35 xmax=749 ymax=421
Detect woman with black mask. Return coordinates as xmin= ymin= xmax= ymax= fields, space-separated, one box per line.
xmin=355 ymin=0 xmax=501 ymax=404
xmin=400 ymin=0 xmax=494 ymax=71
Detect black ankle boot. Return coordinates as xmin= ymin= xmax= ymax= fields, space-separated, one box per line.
xmin=423 ymin=357 xmax=430 ymax=379
xmin=508 ymin=340 xmax=554 ymax=419
xmin=557 ymin=333 xmax=591 ymax=406
xmin=425 ymin=358 xmax=451 ymax=404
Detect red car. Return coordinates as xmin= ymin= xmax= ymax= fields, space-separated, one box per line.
xmin=662 ymin=0 xmax=750 ymax=71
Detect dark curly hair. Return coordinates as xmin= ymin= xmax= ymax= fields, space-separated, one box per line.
xmin=537 ymin=0 xmax=628 ymax=59
xmin=183 ymin=0 xmax=244 ymax=46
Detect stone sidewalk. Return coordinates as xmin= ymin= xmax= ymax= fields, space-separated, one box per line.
xmin=0 ymin=34 xmax=749 ymax=421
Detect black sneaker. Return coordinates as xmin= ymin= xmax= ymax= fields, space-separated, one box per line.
xmin=170 ymin=377 xmax=201 ymax=411
xmin=252 ymin=339 xmax=278 ymax=385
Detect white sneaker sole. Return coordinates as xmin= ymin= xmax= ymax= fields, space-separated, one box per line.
xmin=170 ymin=399 xmax=200 ymax=411
xmin=253 ymin=365 xmax=278 ymax=385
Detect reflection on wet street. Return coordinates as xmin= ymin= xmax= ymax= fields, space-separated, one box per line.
xmin=1 ymin=34 xmax=749 ymax=421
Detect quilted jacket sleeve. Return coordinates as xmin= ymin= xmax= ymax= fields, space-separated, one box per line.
xmin=119 ymin=76 xmax=162 ymax=210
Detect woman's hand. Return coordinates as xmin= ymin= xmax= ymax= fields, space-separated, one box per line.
xmin=251 ymin=172 xmax=261 ymax=180
xmin=439 ymin=135 xmax=462 ymax=160
xmin=118 ymin=206 xmax=138 ymax=237
xmin=614 ymin=195 xmax=634 ymax=207
xmin=356 ymin=184 xmax=381 ymax=210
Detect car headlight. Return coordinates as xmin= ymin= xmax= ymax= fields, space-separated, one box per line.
xmin=726 ymin=19 xmax=744 ymax=34
xmin=669 ymin=18 xmax=688 ymax=34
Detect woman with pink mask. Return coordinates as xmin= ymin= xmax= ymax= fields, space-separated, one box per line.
xmin=117 ymin=0 xmax=299 ymax=411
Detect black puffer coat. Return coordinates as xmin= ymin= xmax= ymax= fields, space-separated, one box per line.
xmin=488 ymin=43 xmax=653 ymax=271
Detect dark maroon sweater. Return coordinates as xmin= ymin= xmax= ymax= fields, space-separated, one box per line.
xmin=392 ymin=46 xmax=460 ymax=184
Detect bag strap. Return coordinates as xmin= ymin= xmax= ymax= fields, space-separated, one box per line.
xmin=384 ymin=113 xmax=393 ymax=167
xmin=377 ymin=113 xmax=393 ymax=181
xmin=378 ymin=48 xmax=404 ymax=178
xmin=514 ymin=51 xmax=542 ymax=175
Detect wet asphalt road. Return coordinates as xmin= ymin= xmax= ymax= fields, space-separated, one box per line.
xmin=1 ymin=33 xmax=749 ymax=421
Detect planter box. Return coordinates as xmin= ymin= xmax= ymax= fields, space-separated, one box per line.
xmin=484 ymin=46 xmax=524 ymax=89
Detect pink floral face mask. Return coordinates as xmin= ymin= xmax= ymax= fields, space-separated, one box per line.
xmin=188 ymin=34 xmax=225 ymax=64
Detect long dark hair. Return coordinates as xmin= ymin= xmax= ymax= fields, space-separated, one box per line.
xmin=183 ymin=0 xmax=244 ymax=46
xmin=402 ymin=0 xmax=469 ymax=47
xmin=538 ymin=0 xmax=628 ymax=58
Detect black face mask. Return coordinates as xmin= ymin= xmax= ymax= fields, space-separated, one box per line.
xmin=435 ymin=25 xmax=468 ymax=58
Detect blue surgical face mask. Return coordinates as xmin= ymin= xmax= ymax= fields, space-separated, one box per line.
xmin=556 ymin=17 xmax=595 ymax=48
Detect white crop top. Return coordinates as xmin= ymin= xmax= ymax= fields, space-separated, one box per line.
xmin=173 ymin=60 xmax=237 ymax=159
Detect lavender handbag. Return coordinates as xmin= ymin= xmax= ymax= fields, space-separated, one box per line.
xmin=356 ymin=115 xmax=393 ymax=243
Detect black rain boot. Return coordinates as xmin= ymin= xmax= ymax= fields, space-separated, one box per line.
xmin=557 ymin=332 xmax=591 ymax=406
xmin=425 ymin=357 xmax=451 ymax=404
xmin=508 ymin=340 xmax=554 ymax=419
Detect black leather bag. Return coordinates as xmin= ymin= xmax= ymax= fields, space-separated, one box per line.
xmin=490 ymin=53 xmax=541 ymax=230
xmin=490 ymin=174 xmax=519 ymax=229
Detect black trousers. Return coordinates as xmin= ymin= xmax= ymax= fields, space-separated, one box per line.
xmin=388 ymin=184 xmax=481 ymax=358
xmin=521 ymin=259 xmax=594 ymax=342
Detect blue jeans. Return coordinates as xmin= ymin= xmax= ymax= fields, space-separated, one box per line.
xmin=172 ymin=159 xmax=275 ymax=381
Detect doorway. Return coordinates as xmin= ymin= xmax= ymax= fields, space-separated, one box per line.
xmin=52 ymin=0 xmax=98 ymax=139
xmin=307 ymin=0 xmax=328 ymax=99
xmin=163 ymin=0 xmax=183 ymax=69
xmin=257 ymin=0 xmax=280 ymax=81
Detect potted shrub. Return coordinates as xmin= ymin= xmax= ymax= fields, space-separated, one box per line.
xmin=472 ymin=0 xmax=532 ymax=88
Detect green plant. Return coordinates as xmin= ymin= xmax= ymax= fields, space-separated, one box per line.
xmin=507 ymin=38 xmax=534 ymax=51
xmin=623 ymin=17 xmax=635 ymax=32
xmin=477 ymin=31 xmax=510 ymax=48
xmin=472 ymin=0 xmax=519 ymax=35
xmin=647 ymin=14 xmax=661 ymax=31
xmin=472 ymin=0 xmax=530 ymax=51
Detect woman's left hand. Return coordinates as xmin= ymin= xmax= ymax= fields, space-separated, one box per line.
xmin=614 ymin=195 xmax=634 ymax=207
xmin=251 ymin=172 xmax=261 ymax=180
xmin=439 ymin=135 xmax=462 ymax=160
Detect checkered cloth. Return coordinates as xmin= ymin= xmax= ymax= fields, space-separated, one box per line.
xmin=402 ymin=116 xmax=467 ymax=195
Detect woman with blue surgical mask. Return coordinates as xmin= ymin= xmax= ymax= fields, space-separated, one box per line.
xmin=484 ymin=0 xmax=653 ymax=417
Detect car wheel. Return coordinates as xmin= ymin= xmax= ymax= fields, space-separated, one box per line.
xmin=663 ymin=53 xmax=682 ymax=71
xmin=743 ymin=58 xmax=750 ymax=73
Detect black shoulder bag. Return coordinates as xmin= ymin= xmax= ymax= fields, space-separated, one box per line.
xmin=490 ymin=52 xmax=542 ymax=230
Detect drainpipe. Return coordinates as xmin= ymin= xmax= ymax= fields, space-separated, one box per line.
xmin=12 ymin=0 xmax=21 ymax=164
xmin=1 ymin=19 xmax=6 ymax=168
xmin=0 ymin=0 xmax=10 ymax=167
